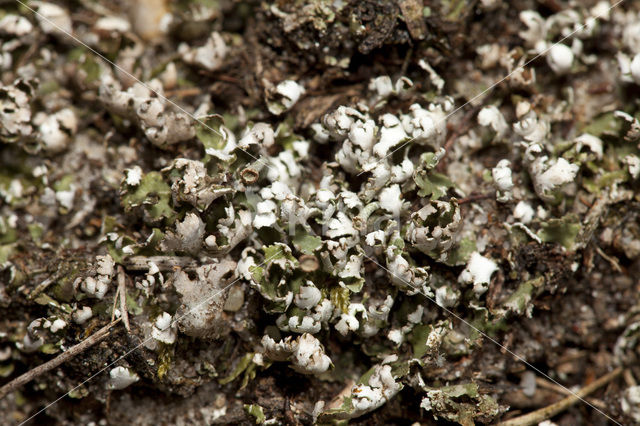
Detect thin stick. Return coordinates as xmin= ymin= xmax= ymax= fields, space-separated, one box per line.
xmin=535 ymin=377 xmax=608 ymax=411
xmin=623 ymin=369 xmax=637 ymax=387
xmin=498 ymin=368 xmax=623 ymax=426
xmin=117 ymin=266 xmax=130 ymax=332
xmin=110 ymin=284 xmax=120 ymax=323
xmin=28 ymin=270 xmax=63 ymax=300
xmin=122 ymin=255 xmax=201 ymax=271
xmin=0 ymin=319 xmax=121 ymax=400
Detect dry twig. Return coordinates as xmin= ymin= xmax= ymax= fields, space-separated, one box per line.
xmin=0 ymin=319 xmax=121 ymax=400
xmin=498 ymin=367 xmax=623 ymax=426
xmin=117 ymin=265 xmax=130 ymax=332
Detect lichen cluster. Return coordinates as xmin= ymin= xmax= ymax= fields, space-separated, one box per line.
xmin=1 ymin=1 xmax=640 ymax=424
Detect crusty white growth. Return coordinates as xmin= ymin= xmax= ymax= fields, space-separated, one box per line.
xmin=50 ymin=318 xmax=66 ymax=333
xmin=335 ymin=303 xmax=366 ymax=336
xmin=407 ymin=305 xmax=424 ymax=324
xmin=291 ymin=333 xmax=332 ymax=374
xmin=631 ymin=54 xmax=640 ymax=84
xmin=323 ymin=106 xmax=366 ymax=138
xmin=0 ymin=80 xmax=33 ymax=139
xmin=262 ymin=335 xmax=297 ymax=361
xmin=373 ymin=114 xmax=408 ymax=157
xmin=0 ymin=15 xmax=34 ymax=36
xmin=459 ymin=252 xmax=499 ymax=296
xmin=346 ymin=364 xmax=402 ymax=418
xmin=173 ymin=259 xmax=236 ymax=339
xmin=368 ymin=76 xmax=394 ymax=99
xmin=151 ymin=312 xmax=177 ymax=344
xmin=574 ymin=133 xmax=603 ymax=159
xmin=81 ymin=276 xmax=109 ymax=299
xmin=387 ymin=328 xmax=403 ymax=345
xmin=288 ymin=315 xmax=321 ymax=334
xmin=435 ymin=285 xmax=458 ymax=308
xmin=378 ymin=184 xmax=403 ymax=216
xmin=339 ymin=254 xmax=363 ymax=280
xmin=624 ymin=155 xmax=640 ymax=178
xmin=166 ymin=159 xmax=232 ymax=211
xmin=72 ymin=306 xmax=93 ymax=324
xmin=478 ymin=106 xmax=508 ymax=138
xmin=618 ymin=53 xmax=634 ymax=84
xmin=261 ymin=334 xmax=331 ymax=375
xmin=293 ymin=281 xmax=322 ymax=309
xmin=519 ymin=10 xmax=547 ymax=50
xmin=161 ymin=212 xmax=205 ymax=255
xmin=96 ymin=254 xmax=115 ymax=278
xmin=326 ymin=212 xmax=357 ymax=239
xmin=368 ymin=76 xmax=412 ymax=101
xmin=270 ymin=80 xmax=305 ymax=115
xmin=253 ymin=199 xmax=278 ymax=229
xmin=525 ymin=142 xmax=580 ymax=201
xmin=33 ymin=2 xmax=72 ymax=36
xmin=418 ymin=59 xmax=445 ymax=91
xmin=125 ymin=166 xmax=143 ymax=186
xmin=239 ymin=122 xmax=275 ymax=148
xmin=492 ymin=159 xmax=514 ymax=202
xmin=547 ymin=44 xmax=574 ymax=75
xmin=386 ymin=248 xmax=429 ymax=291
xmin=108 ymin=366 xmax=140 ymax=390
xmin=55 ymin=186 xmax=76 ymax=210
xmin=402 ymin=101 xmax=451 ymax=148
xmin=99 ymin=75 xmax=195 ymax=147
xmin=513 ymin=201 xmax=535 ymax=224
xmin=179 ymin=32 xmax=227 ymax=71
xmin=266 ymin=150 xmax=303 ymax=187
xmin=623 ymin=21 xmax=640 ymax=55
xmin=94 ymin=16 xmax=131 ymax=33
xmin=621 ymin=386 xmax=640 ymax=423
xmin=513 ymin=112 xmax=548 ymax=143
xmin=405 ymin=201 xmax=461 ymax=260
xmin=535 ymin=157 xmax=580 ymax=195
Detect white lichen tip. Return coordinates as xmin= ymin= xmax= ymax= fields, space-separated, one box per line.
xmin=513 ymin=201 xmax=535 ymax=224
xmin=253 ymin=199 xmax=278 ymax=229
xmin=50 ymin=318 xmax=67 ymax=333
xmin=536 ymin=157 xmax=579 ymax=194
xmin=73 ymin=306 xmax=93 ymax=324
xmin=349 ymin=365 xmax=402 ymax=417
xmin=630 ymin=53 xmax=640 ymax=85
xmin=624 ymin=155 xmax=640 ymax=179
xmin=368 ymin=76 xmax=394 ymax=98
xmin=492 ymin=159 xmax=514 ymax=202
xmin=0 ymin=15 xmax=34 ymax=36
xmin=125 ymin=166 xmax=143 ymax=186
xmin=378 ymin=184 xmax=403 ymax=217
xmin=294 ymin=283 xmax=322 ymax=310
xmin=478 ymin=106 xmax=508 ymax=138
xmin=81 ymin=276 xmax=109 ymax=299
xmin=574 ymin=133 xmax=603 ymax=159
xmin=546 ymin=44 xmax=574 ymax=75
xmin=33 ymin=1 xmax=73 ymax=36
xmin=622 ymin=386 xmax=640 ymax=422
xmin=38 ymin=108 xmax=78 ymax=153
xmin=152 ymin=312 xmax=177 ymax=344
xmin=95 ymin=16 xmax=131 ymax=33
xmin=292 ymin=333 xmax=332 ymax=374
xmin=459 ymin=252 xmax=499 ymax=296
xmin=96 ymin=254 xmax=115 ymax=278
xmin=268 ymin=80 xmax=305 ymax=115
xmin=108 ymin=366 xmax=140 ymax=390
xmin=179 ymin=32 xmax=227 ymax=71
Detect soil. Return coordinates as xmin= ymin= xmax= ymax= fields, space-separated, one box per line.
xmin=1 ymin=1 xmax=639 ymax=425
